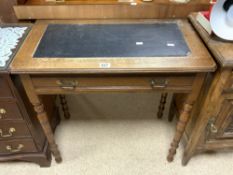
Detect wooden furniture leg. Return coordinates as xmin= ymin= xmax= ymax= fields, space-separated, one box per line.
xmin=168 ymin=95 xmax=175 ymax=122
xmin=20 ymin=75 xmax=62 ymax=163
xmin=59 ymin=95 xmax=71 ymax=119
xmin=167 ymin=73 xmax=205 ymax=162
xmin=157 ymin=93 xmax=168 ymax=119
xmin=167 ymin=102 xmax=193 ymax=162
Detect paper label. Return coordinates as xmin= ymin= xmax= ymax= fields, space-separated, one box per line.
xmin=167 ymin=43 xmax=175 ymax=47
xmin=99 ymin=63 xmax=111 ymax=68
xmin=136 ymin=42 xmax=144 ymax=45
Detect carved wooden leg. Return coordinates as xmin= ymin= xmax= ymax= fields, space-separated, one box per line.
xmin=167 ymin=103 xmax=193 ymax=162
xmin=157 ymin=93 xmax=168 ymax=119
xmin=34 ymin=103 xmax=62 ymax=163
xmin=168 ymin=95 xmax=175 ymax=122
xmin=59 ymin=95 xmax=71 ymax=119
xmin=20 ymin=75 xmax=62 ymax=163
xmin=167 ymin=73 xmax=206 ymax=163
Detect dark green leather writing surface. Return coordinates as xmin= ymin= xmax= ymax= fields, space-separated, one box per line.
xmin=34 ymin=23 xmax=190 ymax=58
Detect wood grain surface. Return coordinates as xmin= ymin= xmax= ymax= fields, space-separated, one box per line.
xmin=189 ymin=13 xmax=233 ymax=67
xmin=10 ymin=19 xmax=216 ymax=74
xmin=14 ymin=0 xmax=210 ymax=19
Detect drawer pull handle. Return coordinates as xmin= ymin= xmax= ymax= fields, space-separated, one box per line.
xmin=0 ymin=108 xmax=6 ymax=119
xmin=0 ymin=128 xmax=16 ymax=138
xmin=56 ymin=80 xmax=78 ymax=90
xmin=210 ymin=123 xmax=218 ymax=134
xmin=208 ymin=118 xmax=218 ymax=134
xmin=6 ymin=144 xmax=24 ymax=153
xmin=151 ymin=79 xmax=168 ymax=88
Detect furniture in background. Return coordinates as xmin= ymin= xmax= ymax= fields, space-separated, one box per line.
xmin=0 ymin=0 xmax=19 ymax=23
xmin=166 ymin=13 xmax=233 ymax=165
xmin=0 ymin=24 xmax=60 ymax=167
xmin=13 ymin=0 xmax=210 ymax=20
xmin=10 ymin=19 xmax=216 ymax=164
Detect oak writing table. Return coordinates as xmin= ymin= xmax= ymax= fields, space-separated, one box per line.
xmin=10 ymin=19 xmax=216 ymax=164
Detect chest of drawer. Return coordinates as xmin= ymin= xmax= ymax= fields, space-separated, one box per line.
xmin=0 ymin=121 xmax=31 ymax=140
xmin=0 ymin=101 xmax=23 ymax=120
xmin=0 ymin=76 xmax=13 ymax=99
xmin=0 ymin=139 xmax=37 ymax=155
xmin=31 ymin=74 xmax=195 ymax=93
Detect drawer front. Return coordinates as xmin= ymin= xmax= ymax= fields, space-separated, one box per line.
xmin=0 ymin=101 xmax=23 ymax=120
xmin=0 ymin=139 xmax=37 ymax=154
xmin=0 ymin=121 xmax=31 ymax=140
xmin=0 ymin=76 xmax=13 ymax=98
xmin=31 ymin=75 xmax=195 ymax=93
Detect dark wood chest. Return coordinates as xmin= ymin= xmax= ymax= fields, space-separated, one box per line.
xmin=177 ymin=14 xmax=233 ymax=165
xmin=0 ymin=25 xmax=60 ymax=167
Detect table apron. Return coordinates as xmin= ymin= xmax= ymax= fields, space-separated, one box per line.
xmin=30 ymin=74 xmax=195 ymax=94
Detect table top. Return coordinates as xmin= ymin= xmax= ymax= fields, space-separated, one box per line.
xmin=10 ymin=19 xmax=216 ymax=74
xmin=189 ymin=13 xmax=233 ymax=68
xmin=34 ymin=23 xmax=190 ymax=58
xmin=0 ymin=24 xmax=31 ymax=73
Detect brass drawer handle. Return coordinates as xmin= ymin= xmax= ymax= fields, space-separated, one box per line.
xmin=150 ymin=79 xmax=168 ymax=88
xmin=208 ymin=118 xmax=218 ymax=134
xmin=0 ymin=108 xmax=6 ymax=119
xmin=56 ymin=80 xmax=78 ymax=90
xmin=210 ymin=123 xmax=218 ymax=134
xmin=6 ymin=144 xmax=24 ymax=153
xmin=0 ymin=128 xmax=16 ymax=138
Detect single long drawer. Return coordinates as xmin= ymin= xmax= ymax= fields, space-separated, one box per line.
xmin=31 ymin=74 xmax=195 ymax=93
xmin=0 ymin=76 xmax=13 ymax=98
xmin=0 ymin=139 xmax=37 ymax=155
xmin=0 ymin=121 xmax=31 ymax=140
xmin=0 ymin=101 xmax=23 ymax=120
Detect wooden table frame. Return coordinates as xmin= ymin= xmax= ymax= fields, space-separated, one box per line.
xmin=10 ymin=19 xmax=216 ymax=164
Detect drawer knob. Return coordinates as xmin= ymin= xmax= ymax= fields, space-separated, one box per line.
xmin=0 ymin=108 xmax=6 ymax=119
xmin=56 ymin=80 xmax=78 ymax=90
xmin=0 ymin=128 xmax=16 ymax=138
xmin=6 ymin=144 xmax=24 ymax=153
xmin=151 ymin=79 xmax=168 ymax=88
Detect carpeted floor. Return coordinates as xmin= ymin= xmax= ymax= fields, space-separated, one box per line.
xmin=0 ymin=94 xmax=232 ymax=175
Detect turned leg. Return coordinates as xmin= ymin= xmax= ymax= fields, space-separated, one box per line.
xmin=20 ymin=75 xmax=62 ymax=163
xmin=167 ymin=73 xmax=206 ymax=163
xmin=34 ymin=103 xmax=62 ymax=163
xmin=168 ymin=95 xmax=175 ymax=122
xmin=59 ymin=95 xmax=71 ymax=119
xmin=167 ymin=103 xmax=193 ymax=162
xmin=157 ymin=93 xmax=168 ymax=119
